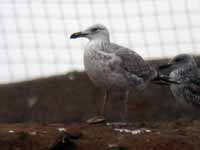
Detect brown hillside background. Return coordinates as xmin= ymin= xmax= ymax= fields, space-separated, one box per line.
xmin=0 ymin=56 xmax=199 ymax=123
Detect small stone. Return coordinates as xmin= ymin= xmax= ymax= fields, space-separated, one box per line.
xmin=49 ymin=132 xmax=77 ymax=150
xmin=107 ymin=144 xmax=128 ymax=150
xmin=8 ymin=130 xmax=14 ymax=133
xmin=86 ymin=116 xmax=106 ymax=124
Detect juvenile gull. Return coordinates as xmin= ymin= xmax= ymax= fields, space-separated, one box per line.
xmin=70 ymin=24 xmax=175 ymax=124
xmin=158 ymin=54 xmax=200 ymax=112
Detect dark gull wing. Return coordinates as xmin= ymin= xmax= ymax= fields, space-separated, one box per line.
xmin=184 ymin=69 xmax=200 ymax=107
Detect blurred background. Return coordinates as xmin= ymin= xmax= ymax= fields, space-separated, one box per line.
xmin=0 ymin=0 xmax=200 ymax=83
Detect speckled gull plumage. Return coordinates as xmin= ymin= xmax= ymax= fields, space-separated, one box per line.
xmin=70 ymin=24 xmax=172 ymax=124
xmin=168 ymin=54 xmax=200 ymax=109
xmin=84 ymin=41 xmax=157 ymax=91
xmin=158 ymin=54 xmax=200 ymax=113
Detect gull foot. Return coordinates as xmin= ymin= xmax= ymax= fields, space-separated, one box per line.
xmin=86 ymin=116 xmax=106 ymax=124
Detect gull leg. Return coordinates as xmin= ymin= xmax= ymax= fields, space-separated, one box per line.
xmin=109 ymin=90 xmax=130 ymax=127
xmin=87 ymin=90 xmax=109 ymax=124
xmin=123 ymin=90 xmax=129 ymax=122
xmin=100 ymin=90 xmax=109 ymax=116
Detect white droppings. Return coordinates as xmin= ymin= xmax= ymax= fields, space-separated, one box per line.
xmin=28 ymin=96 xmax=38 ymax=108
xmin=131 ymin=129 xmax=142 ymax=135
xmin=68 ymin=74 xmax=75 ymax=80
xmin=106 ymin=122 xmax=130 ymax=126
xmin=30 ymin=131 xmax=37 ymax=135
xmin=57 ymin=127 xmax=66 ymax=132
xmin=145 ymin=129 xmax=151 ymax=133
xmin=42 ymin=131 xmax=48 ymax=134
xmin=8 ymin=130 xmax=14 ymax=133
xmin=106 ymin=122 xmax=111 ymax=126
xmin=108 ymin=144 xmax=119 ymax=148
xmin=114 ymin=128 xmax=151 ymax=135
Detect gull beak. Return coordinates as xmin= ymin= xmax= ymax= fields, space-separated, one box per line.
xmin=70 ymin=32 xmax=88 ymax=39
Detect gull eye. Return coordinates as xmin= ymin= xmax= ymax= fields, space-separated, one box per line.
xmin=91 ymin=28 xmax=99 ymax=32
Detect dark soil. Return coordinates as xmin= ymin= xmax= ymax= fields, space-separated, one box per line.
xmin=1 ymin=121 xmax=200 ymax=150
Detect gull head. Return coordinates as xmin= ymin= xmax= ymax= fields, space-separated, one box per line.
xmin=159 ymin=54 xmax=197 ymax=71
xmin=70 ymin=24 xmax=110 ymax=41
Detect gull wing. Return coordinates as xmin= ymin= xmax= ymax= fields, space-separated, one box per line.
xmin=108 ymin=43 xmax=156 ymax=82
xmin=184 ymin=69 xmax=200 ymax=106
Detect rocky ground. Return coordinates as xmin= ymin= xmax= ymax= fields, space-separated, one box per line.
xmin=1 ymin=120 xmax=200 ymax=150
